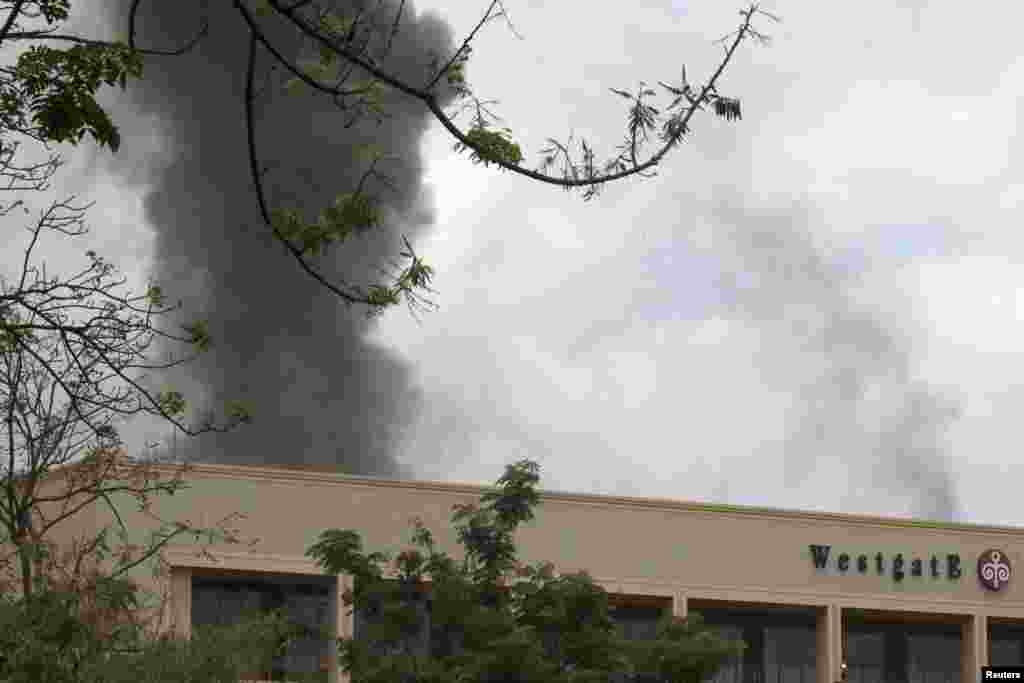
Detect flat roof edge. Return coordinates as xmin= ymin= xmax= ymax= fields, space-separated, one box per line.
xmin=159 ymin=461 xmax=1024 ymax=537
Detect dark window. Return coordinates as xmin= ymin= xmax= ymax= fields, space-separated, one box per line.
xmin=846 ymin=631 xmax=884 ymax=683
xmin=613 ymin=604 xmax=666 ymax=641
xmin=191 ymin=573 xmax=332 ymax=683
xmin=696 ymin=608 xmax=817 ymax=683
xmin=846 ymin=623 xmax=961 ymax=683
xmin=992 ymin=639 xmax=1024 ymax=667
xmin=707 ymin=625 xmax=745 ymax=683
xmin=991 ymin=625 xmax=1024 ymax=667
xmin=907 ymin=633 xmax=959 ymax=683
xmin=764 ymin=627 xmax=815 ymax=683
xmin=352 ymin=583 xmax=432 ymax=659
xmin=609 ymin=600 xmax=671 ymax=683
xmin=352 ymin=580 xmax=505 ymax=661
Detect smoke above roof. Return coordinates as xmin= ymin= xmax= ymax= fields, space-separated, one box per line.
xmin=706 ymin=195 xmax=962 ymax=522
xmin=89 ymin=1 xmax=457 ymax=476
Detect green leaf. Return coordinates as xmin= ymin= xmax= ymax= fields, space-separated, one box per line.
xmin=182 ymin=320 xmax=211 ymax=351
xmin=270 ymin=207 xmax=304 ymax=239
xmin=319 ymin=12 xmax=353 ymax=38
xmin=145 ymin=284 xmax=165 ymax=307
xmin=460 ymin=127 xmax=523 ymax=168
xmin=14 ymin=42 xmax=141 ymax=150
xmin=355 ymin=143 xmax=383 ymax=163
xmin=319 ymin=44 xmax=337 ymax=68
xmin=226 ymin=400 xmax=253 ymax=425
xmin=250 ymin=0 xmax=274 ymax=17
xmin=156 ymin=390 xmax=187 ymax=416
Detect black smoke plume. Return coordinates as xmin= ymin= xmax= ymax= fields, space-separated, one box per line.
xmin=89 ymin=1 xmax=457 ymax=476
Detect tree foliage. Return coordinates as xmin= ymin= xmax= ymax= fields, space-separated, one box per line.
xmin=0 ymin=0 xmax=141 ymax=151
xmin=0 ymin=3 xmax=266 ymax=678
xmin=0 ymin=582 xmax=304 ymax=683
xmin=306 ymin=459 xmax=745 ymax=683
xmin=0 ymin=0 xmax=257 ymax=603
xmin=0 ymin=228 xmax=262 ymax=675
xmin=0 ymin=156 xmax=253 ymax=599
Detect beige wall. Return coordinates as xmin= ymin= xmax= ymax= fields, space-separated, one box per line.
xmin=31 ymin=462 xmax=1024 ymax=682
xmin=89 ymin=463 xmax=1024 ymax=615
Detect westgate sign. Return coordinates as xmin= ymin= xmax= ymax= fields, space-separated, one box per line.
xmin=809 ymin=545 xmax=962 ymax=582
xmin=811 ymin=545 xmax=1015 ymax=591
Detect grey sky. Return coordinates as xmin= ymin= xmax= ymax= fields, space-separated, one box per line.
xmin=370 ymin=0 xmax=1023 ymax=525
xmin=7 ymin=1 xmax=1022 ymax=525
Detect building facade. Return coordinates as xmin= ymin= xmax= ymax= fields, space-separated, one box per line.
xmin=31 ymin=462 xmax=1024 ymax=683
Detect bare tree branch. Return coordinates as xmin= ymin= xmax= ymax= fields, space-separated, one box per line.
xmin=127 ymin=0 xmax=210 ymax=56
xmin=216 ymin=1 xmax=767 ymax=308
xmin=424 ymin=0 xmax=499 ymax=91
xmin=262 ymin=1 xmax=763 ymax=192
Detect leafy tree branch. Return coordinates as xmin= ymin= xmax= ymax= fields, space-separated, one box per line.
xmin=225 ymin=0 xmax=775 ymax=312
xmin=306 ymin=459 xmax=745 ymax=683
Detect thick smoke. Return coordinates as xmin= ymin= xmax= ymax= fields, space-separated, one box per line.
xmin=705 ymin=194 xmax=962 ymax=522
xmin=91 ymin=1 xmax=456 ymax=476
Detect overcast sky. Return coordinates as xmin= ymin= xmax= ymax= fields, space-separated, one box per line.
xmin=374 ymin=0 xmax=1023 ymax=526
xmin=10 ymin=0 xmax=1024 ymax=526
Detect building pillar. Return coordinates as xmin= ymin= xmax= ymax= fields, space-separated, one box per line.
xmin=817 ymin=604 xmax=841 ymax=683
xmin=963 ymin=613 xmax=987 ymax=683
xmin=170 ymin=566 xmax=192 ymax=640
xmin=326 ymin=575 xmax=340 ymax=683
xmin=673 ymin=591 xmax=687 ymax=619
xmin=338 ymin=574 xmax=353 ymax=683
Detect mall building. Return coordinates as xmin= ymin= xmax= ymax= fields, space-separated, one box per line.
xmin=30 ymin=461 xmax=1024 ymax=683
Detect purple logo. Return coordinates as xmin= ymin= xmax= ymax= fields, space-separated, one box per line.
xmin=978 ymin=549 xmax=1011 ymax=591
